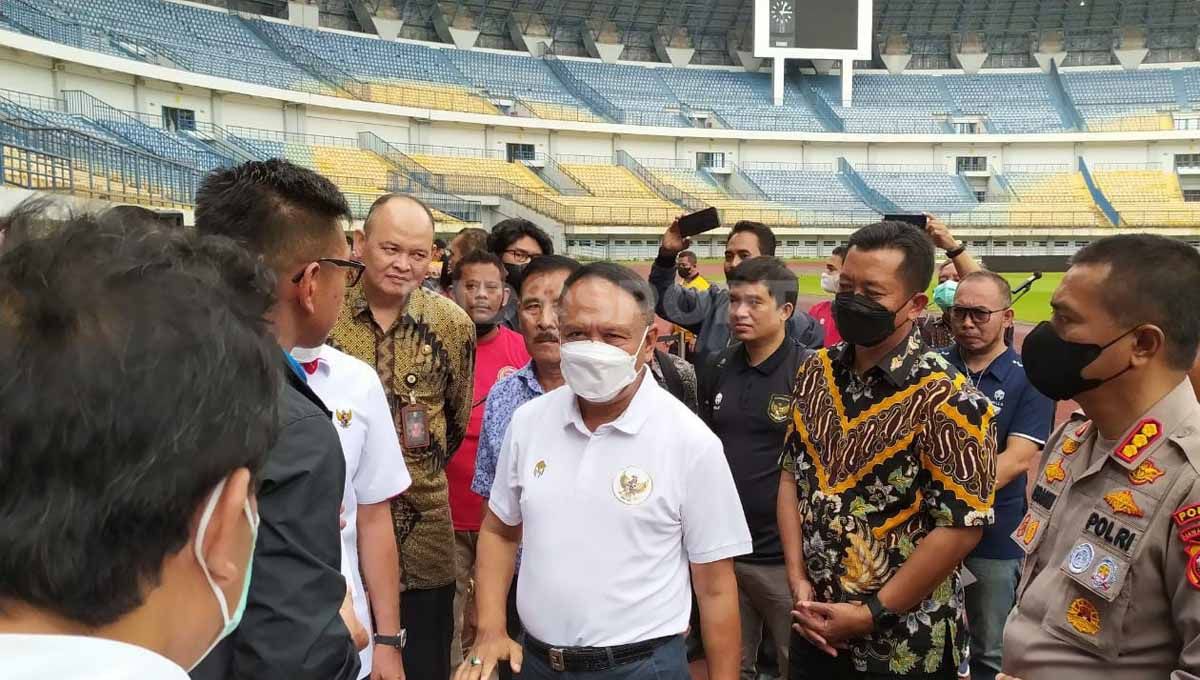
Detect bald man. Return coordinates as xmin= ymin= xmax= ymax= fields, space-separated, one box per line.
xmin=330 ymin=193 xmax=476 ymax=680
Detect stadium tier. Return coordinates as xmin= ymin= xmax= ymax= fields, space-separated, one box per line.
xmin=8 ymin=0 xmax=1200 ymax=134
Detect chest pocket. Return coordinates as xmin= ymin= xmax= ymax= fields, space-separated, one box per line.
xmin=1038 ymin=479 xmax=1168 ymax=660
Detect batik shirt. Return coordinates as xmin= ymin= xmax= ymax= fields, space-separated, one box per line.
xmin=329 ymin=284 xmax=475 ymax=590
xmin=780 ymin=328 xmax=998 ymax=675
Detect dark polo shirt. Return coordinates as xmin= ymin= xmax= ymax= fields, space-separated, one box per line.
xmin=698 ymin=337 xmax=811 ymax=564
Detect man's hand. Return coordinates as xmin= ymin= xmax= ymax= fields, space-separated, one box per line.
xmin=924 ymin=214 xmax=959 ymax=253
xmin=789 ymin=576 xmax=814 ymax=610
xmin=454 ymin=630 xmax=523 ymax=680
xmin=997 ymin=675 xmax=1025 ymax=680
xmin=371 ymin=644 xmax=405 ymax=680
xmin=340 ymin=588 xmax=369 ymax=651
xmin=792 ymin=601 xmax=874 ymax=657
xmin=660 ymin=217 xmax=690 ymax=255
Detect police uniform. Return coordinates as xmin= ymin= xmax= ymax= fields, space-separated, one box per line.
xmin=1002 ymin=378 xmax=1200 ymax=678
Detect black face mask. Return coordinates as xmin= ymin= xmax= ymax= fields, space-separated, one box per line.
xmin=1022 ymin=322 xmax=1136 ymax=401
xmin=504 ymin=262 xmax=525 ymax=290
xmin=677 ymin=266 xmax=692 ymax=278
xmin=832 ymin=292 xmax=908 ymax=348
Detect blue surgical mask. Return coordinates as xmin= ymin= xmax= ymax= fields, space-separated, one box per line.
xmin=933 ymin=280 xmax=958 ymax=312
xmin=189 ymin=476 xmax=259 ymax=670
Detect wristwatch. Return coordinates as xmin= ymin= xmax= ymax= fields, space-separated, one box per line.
xmin=865 ymin=594 xmax=900 ymax=630
xmin=373 ymin=630 xmax=407 ymax=649
xmin=945 ymin=243 xmax=966 ymax=259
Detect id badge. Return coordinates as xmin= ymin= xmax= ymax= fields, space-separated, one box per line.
xmin=400 ymin=402 xmax=430 ymax=450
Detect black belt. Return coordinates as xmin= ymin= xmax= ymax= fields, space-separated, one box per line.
xmin=524 ymin=633 xmax=675 ymax=672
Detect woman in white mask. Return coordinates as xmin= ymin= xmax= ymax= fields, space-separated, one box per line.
xmin=0 ymin=206 xmax=277 ymax=679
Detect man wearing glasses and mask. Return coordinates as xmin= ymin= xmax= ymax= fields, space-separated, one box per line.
xmin=486 ymin=219 xmax=555 ymax=330
xmin=939 ymin=271 xmax=1053 ymax=680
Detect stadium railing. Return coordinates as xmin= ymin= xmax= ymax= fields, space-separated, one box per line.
xmin=0 ymin=119 xmax=202 ymax=206
xmin=1 ymin=142 xmax=72 ymax=192
xmin=613 ymin=151 xmax=705 ymax=212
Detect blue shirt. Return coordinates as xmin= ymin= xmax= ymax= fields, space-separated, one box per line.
xmin=471 ymin=361 xmax=545 ymax=499
xmin=942 ymin=345 xmax=1054 ymax=560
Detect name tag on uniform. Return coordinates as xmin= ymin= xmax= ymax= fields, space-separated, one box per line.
xmin=400 ymin=402 xmax=430 ymax=450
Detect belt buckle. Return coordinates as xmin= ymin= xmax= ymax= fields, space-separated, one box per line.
xmin=548 ymin=647 xmax=566 ymax=672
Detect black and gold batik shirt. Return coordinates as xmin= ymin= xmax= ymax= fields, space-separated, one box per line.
xmin=330 ymin=284 xmax=475 ymax=591
xmin=781 ymin=328 xmax=997 ymax=675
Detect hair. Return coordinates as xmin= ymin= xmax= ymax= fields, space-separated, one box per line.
xmin=729 ymin=220 xmax=776 ymax=256
xmin=0 ymin=200 xmax=280 ymax=627
xmin=562 ymin=261 xmax=656 ymax=326
xmin=362 ymin=193 xmax=436 ymax=235
xmin=1070 ymin=234 xmax=1200 ymax=370
xmin=846 ymin=220 xmax=936 ymax=296
xmin=488 ymin=218 xmax=554 ymax=257
xmin=728 ymin=256 xmax=798 ymax=309
xmin=678 ymin=250 xmax=698 ymax=265
xmin=518 ymin=254 xmax=581 ymax=296
xmin=434 ymin=238 xmax=447 ymax=250
xmin=100 ymin=204 xmax=180 ymax=229
xmin=831 ymin=245 xmax=848 ymax=260
xmin=451 ymin=227 xmax=489 ymax=258
xmin=452 ymin=249 xmax=506 ymax=282
xmin=194 ymin=159 xmax=351 ymax=274
xmin=958 ymin=270 xmax=1012 ymax=307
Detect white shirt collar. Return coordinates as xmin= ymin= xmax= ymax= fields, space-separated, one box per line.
xmin=564 ymin=369 xmax=656 ymax=436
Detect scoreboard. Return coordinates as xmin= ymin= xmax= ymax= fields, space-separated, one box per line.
xmin=753 ymin=0 xmax=873 ymax=60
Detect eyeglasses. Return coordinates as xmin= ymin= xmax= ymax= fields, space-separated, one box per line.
xmin=292 ymin=258 xmax=366 ymax=287
xmin=503 ymin=248 xmax=537 ymax=265
xmin=949 ymin=305 xmax=1008 ymax=325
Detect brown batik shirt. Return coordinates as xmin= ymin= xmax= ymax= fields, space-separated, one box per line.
xmin=780 ymin=327 xmax=997 ymax=675
xmin=330 ymin=284 xmax=475 ymax=590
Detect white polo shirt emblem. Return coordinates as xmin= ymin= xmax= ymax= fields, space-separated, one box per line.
xmin=613 ymin=466 xmax=653 ymax=505
xmin=533 ymin=459 xmax=547 ymax=478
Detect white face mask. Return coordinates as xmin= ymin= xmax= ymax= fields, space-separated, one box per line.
xmin=190 ymin=477 xmax=259 ymax=671
xmin=820 ymin=271 xmax=839 ymax=295
xmin=289 ymin=346 xmax=323 ymax=363
xmin=558 ymin=329 xmax=649 ymax=404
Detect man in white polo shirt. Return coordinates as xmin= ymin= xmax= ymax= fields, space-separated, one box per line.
xmin=292 ymin=344 xmax=413 ymax=680
xmin=456 ymin=262 xmax=751 ymax=680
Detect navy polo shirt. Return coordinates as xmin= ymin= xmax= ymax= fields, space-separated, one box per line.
xmin=698 ymin=338 xmax=810 ymax=564
xmin=942 ymin=344 xmax=1054 ymax=560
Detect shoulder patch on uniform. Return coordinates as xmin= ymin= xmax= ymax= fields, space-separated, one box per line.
xmin=1114 ymin=418 xmax=1162 ymax=464
xmin=1174 ymin=503 xmax=1200 ymax=543
xmin=1044 ymin=458 xmax=1067 ymax=484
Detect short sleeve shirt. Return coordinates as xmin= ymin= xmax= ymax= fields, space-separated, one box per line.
xmin=489 ymin=375 xmax=751 ymax=647
xmin=699 ymin=338 xmax=811 ymax=563
xmin=303 ymin=345 xmax=412 ymax=678
xmin=781 ymin=328 xmax=998 ymax=675
xmin=942 ymin=345 xmax=1054 ymax=560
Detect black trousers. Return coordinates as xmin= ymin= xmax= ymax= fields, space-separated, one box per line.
xmin=789 ymin=632 xmax=956 ymax=680
xmin=402 ymin=583 xmax=456 ymax=680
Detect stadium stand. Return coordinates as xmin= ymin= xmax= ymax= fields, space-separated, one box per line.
xmin=1092 ymin=165 xmax=1200 ymax=226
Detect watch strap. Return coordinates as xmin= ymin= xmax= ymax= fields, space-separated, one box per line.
xmin=945 ymin=244 xmax=966 ymax=259
xmin=373 ymin=631 xmax=406 ymax=649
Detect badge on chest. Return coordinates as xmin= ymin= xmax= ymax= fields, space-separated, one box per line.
xmin=613 ymin=466 xmax=653 ymax=505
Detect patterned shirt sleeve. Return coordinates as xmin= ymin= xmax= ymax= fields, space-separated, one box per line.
xmin=919 ymin=376 xmax=998 ymax=528
xmin=779 ymin=354 xmax=819 ymax=475
xmin=471 ymin=389 xmax=504 ymax=498
xmin=444 ymin=315 xmax=476 ymax=458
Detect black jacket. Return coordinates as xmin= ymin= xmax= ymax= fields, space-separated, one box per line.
xmin=191 ymin=357 xmax=360 ymax=680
